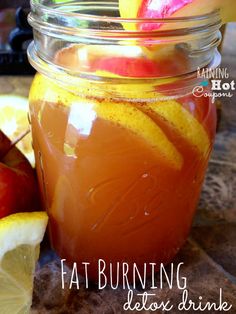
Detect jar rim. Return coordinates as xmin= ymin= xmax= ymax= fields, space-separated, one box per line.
xmin=27 ymin=40 xmax=221 ymax=88
xmin=30 ymin=0 xmax=220 ymax=24
xmin=29 ymin=0 xmax=221 ymax=38
xmin=28 ymin=1 xmax=222 ymax=84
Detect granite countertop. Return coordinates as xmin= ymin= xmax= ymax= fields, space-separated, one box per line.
xmin=0 ymin=24 xmax=236 ymax=314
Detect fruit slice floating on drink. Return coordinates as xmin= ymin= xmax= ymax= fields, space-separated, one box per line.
xmin=54 ymin=44 xmax=188 ymax=79
xmin=91 ymin=99 xmax=183 ymax=169
xmin=119 ymin=0 xmax=236 ymax=30
xmin=142 ymin=100 xmax=210 ymax=157
xmin=32 ymin=40 xmax=212 ymax=161
xmin=30 ymin=74 xmax=183 ymax=170
xmin=0 ymin=212 xmax=48 ymax=314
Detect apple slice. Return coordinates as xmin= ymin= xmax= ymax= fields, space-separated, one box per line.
xmin=163 ymin=0 xmax=236 ymax=23
xmin=138 ymin=0 xmax=193 ymax=30
xmin=54 ymin=44 xmax=188 ymax=79
xmin=92 ymin=56 xmax=161 ymax=78
xmin=92 ymin=46 xmax=188 ymax=78
xmin=54 ymin=44 xmax=143 ymax=71
xmin=119 ymin=0 xmax=236 ymax=31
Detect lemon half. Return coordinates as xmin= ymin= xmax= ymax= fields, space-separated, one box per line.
xmin=0 ymin=95 xmax=34 ymax=165
xmin=0 ymin=212 xmax=48 ymax=314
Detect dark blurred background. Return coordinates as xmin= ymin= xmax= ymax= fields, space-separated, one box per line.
xmin=0 ymin=1 xmax=29 ymax=9
xmin=0 ymin=0 xmax=34 ymax=74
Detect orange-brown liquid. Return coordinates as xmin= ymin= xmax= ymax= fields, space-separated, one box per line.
xmin=30 ymin=79 xmax=216 ymax=279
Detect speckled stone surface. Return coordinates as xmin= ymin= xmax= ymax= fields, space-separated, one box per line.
xmin=0 ymin=24 xmax=236 ymax=314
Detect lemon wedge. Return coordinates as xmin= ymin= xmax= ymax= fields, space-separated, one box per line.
xmin=0 ymin=212 xmax=48 ymax=314
xmin=147 ymin=100 xmax=210 ymax=156
xmin=0 ymin=95 xmax=34 ymax=166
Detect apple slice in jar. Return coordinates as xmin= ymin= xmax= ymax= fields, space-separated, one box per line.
xmin=119 ymin=0 xmax=236 ymax=31
xmin=50 ymin=43 xmax=188 ymax=101
xmin=54 ymin=44 xmax=161 ymax=78
xmin=92 ymin=45 xmax=188 ymax=78
xmin=54 ymin=44 xmax=144 ymax=72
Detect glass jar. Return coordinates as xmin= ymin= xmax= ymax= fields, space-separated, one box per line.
xmin=28 ymin=0 xmax=221 ymax=280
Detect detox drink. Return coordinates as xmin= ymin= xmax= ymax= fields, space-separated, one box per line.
xmin=29 ymin=45 xmax=216 ymax=279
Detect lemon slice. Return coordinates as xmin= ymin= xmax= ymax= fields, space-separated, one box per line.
xmin=0 ymin=95 xmax=34 ymax=166
xmin=30 ymin=74 xmax=183 ymax=170
xmin=0 ymin=212 xmax=48 ymax=314
xmin=87 ymin=98 xmax=183 ymax=169
xmin=29 ymin=73 xmax=76 ymax=106
xmin=147 ymin=100 xmax=210 ymax=156
xmin=30 ymin=69 xmax=172 ymax=104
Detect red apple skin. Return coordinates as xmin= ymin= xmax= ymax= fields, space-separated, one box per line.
xmin=0 ymin=131 xmax=41 ymax=219
xmin=92 ymin=52 xmax=188 ymax=78
xmin=138 ymin=0 xmax=193 ymax=30
xmin=54 ymin=45 xmax=188 ymax=78
xmin=92 ymin=56 xmax=161 ymax=77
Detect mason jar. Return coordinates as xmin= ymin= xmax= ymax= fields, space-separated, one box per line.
xmin=28 ymin=0 xmax=221 ymax=280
